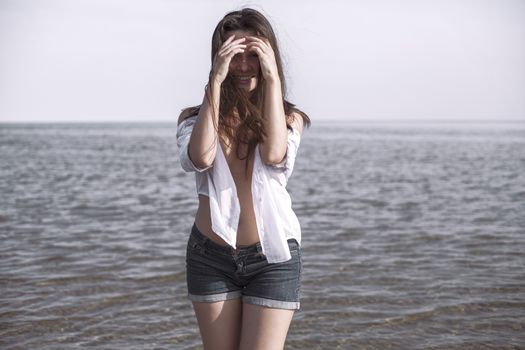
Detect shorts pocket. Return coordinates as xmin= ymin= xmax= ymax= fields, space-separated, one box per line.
xmin=186 ymin=235 xmax=206 ymax=256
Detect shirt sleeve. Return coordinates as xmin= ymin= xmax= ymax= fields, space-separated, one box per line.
xmin=176 ymin=115 xmax=213 ymax=173
xmin=267 ymin=127 xmax=302 ymax=183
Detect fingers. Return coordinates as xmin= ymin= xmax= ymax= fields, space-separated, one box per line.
xmin=218 ymin=37 xmax=247 ymax=58
xmin=245 ymin=36 xmax=270 ymax=48
xmin=244 ymin=36 xmax=279 ymax=81
xmin=221 ymin=34 xmax=247 ymax=49
xmin=223 ymin=34 xmax=236 ymax=45
xmin=221 ymin=36 xmax=246 ymax=51
xmin=220 ymin=44 xmax=245 ymax=58
xmin=212 ymin=35 xmax=274 ymax=84
xmin=245 ymin=36 xmax=272 ymax=57
xmin=245 ymin=35 xmax=266 ymax=43
xmin=222 ymin=35 xmax=269 ymax=57
xmin=248 ymin=44 xmax=264 ymax=57
xmin=212 ymin=36 xmax=248 ymax=83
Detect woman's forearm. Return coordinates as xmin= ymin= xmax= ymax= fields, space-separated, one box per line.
xmin=188 ymin=81 xmax=221 ymax=169
xmin=260 ymin=78 xmax=288 ymax=165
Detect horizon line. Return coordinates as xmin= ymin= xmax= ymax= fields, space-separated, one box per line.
xmin=1 ymin=118 xmax=524 ymax=125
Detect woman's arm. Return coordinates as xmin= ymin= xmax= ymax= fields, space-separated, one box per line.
xmin=260 ymin=78 xmax=288 ymax=165
xmin=183 ymin=35 xmax=247 ymax=169
xmin=246 ymin=36 xmax=289 ymax=165
xmin=185 ymin=82 xmax=221 ymax=169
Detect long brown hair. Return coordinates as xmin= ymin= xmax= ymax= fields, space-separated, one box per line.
xmin=183 ymin=8 xmax=311 ymax=174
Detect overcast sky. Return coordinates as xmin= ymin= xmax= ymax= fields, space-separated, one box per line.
xmin=0 ymin=0 xmax=524 ymax=123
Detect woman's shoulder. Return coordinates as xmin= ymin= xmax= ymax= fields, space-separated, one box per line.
xmin=178 ymin=106 xmax=200 ymax=125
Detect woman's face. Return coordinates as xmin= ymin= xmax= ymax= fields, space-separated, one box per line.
xmin=227 ymin=30 xmax=260 ymax=93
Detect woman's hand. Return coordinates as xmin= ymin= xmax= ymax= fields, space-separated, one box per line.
xmin=211 ymin=34 xmax=247 ymax=85
xmin=246 ymin=36 xmax=280 ymax=83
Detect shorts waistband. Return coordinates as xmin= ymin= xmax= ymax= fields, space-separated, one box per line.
xmin=190 ymin=223 xmax=264 ymax=256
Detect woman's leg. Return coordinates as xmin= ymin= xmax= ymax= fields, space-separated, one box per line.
xmin=238 ymin=304 xmax=295 ymax=350
xmin=192 ymin=299 xmax=243 ymax=350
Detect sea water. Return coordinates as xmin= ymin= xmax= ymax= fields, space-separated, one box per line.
xmin=1 ymin=121 xmax=524 ymax=349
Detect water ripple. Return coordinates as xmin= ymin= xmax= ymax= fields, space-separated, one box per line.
xmin=1 ymin=122 xmax=524 ymax=349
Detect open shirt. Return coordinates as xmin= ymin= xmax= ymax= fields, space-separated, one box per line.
xmin=176 ymin=115 xmax=302 ymax=263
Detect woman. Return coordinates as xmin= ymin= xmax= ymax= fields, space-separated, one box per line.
xmin=176 ymin=8 xmax=311 ymax=350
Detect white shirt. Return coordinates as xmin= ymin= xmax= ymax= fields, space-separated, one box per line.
xmin=176 ymin=115 xmax=302 ymax=263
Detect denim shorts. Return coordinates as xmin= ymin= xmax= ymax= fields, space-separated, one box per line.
xmin=185 ymin=223 xmax=302 ymax=310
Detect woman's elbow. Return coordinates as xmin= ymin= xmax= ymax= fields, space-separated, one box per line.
xmin=191 ymin=154 xmax=214 ymax=169
xmin=189 ymin=146 xmax=216 ymax=169
xmin=260 ymin=149 xmax=287 ymax=166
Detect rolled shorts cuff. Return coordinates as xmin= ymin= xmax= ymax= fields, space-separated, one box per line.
xmin=188 ymin=291 xmax=242 ymax=303
xmin=243 ymin=295 xmax=300 ymax=310
xmin=188 ymin=292 xmax=300 ymax=310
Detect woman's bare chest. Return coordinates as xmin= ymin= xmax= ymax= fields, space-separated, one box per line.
xmin=220 ymin=140 xmax=254 ymax=185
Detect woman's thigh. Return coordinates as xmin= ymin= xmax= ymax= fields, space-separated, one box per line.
xmin=192 ymin=299 xmax=242 ymax=350
xmin=239 ymin=303 xmax=295 ymax=350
